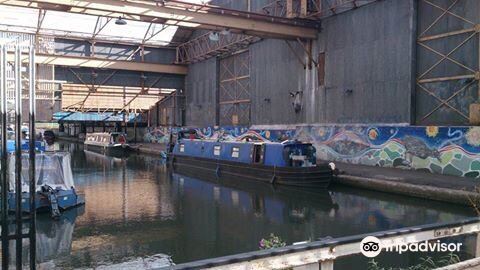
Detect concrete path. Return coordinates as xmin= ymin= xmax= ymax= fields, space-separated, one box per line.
xmin=336 ymin=162 xmax=478 ymax=191
xmin=335 ymin=162 xmax=480 ymax=205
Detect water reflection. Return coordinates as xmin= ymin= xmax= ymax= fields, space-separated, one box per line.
xmin=33 ymin=143 xmax=474 ymax=268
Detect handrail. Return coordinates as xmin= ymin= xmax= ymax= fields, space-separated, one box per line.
xmin=159 ymin=217 xmax=480 ymax=270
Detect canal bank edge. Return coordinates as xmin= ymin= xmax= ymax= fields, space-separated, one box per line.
xmin=335 ymin=175 xmax=479 ymax=206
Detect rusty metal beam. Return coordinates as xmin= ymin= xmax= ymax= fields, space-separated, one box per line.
xmin=0 ymin=0 xmax=318 ymax=39
xmin=7 ymin=53 xmax=187 ymax=74
xmin=176 ymin=31 xmax=259 ymax=64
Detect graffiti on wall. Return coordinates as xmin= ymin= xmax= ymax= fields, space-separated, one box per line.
xmin=143 ymin=125 xmax=480 ymax=178
xmin=294 ymin=126 xmax=480 ymax=178
xmin=144 ymin=126 xmax=294 ymax=143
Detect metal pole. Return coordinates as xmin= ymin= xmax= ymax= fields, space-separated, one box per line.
xmin=0 ymin=44 xmax=10 ymax=270
xmin=14 ymin=44 xmax=23 ymax=270
xmin=28 ymin=45 xmax=36 ymax=270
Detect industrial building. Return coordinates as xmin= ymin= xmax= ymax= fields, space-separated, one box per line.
xmin=1 ymin=0 xmax=478 ymax=177
xmin=1 ymin=0 xmax=480 ymax=269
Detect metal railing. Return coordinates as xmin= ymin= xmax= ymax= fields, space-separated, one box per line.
xmin=161 ymin=217 xmax=480 ymax=270
xmin=0 ymin=41 xmax=37 ymax=269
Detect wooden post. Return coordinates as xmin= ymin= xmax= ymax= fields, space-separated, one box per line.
xmin=287 ymin=0 xmax=295 ymax=18
xmin=300 ymin=0 xmax=308 ymax=17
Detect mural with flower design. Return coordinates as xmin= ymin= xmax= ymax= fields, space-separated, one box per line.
xmin=144 ymin=125 xmax=480 ymax=178
xmin=294 ymin=126 xmax=480 ymax=178
xmin=144 ymin=126 xmax=294 ymax=143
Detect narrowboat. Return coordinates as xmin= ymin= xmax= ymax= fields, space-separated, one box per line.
xmin=84 ymin=132 xmax=130 ymax=157
xmin=7 ymin=152 xmax=85 ymax=218
xmin=168 ymin=130 xmax=334 ymax=188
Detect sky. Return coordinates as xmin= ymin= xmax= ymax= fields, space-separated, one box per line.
xmin=0 ymin=0 xmax=212 ymax=46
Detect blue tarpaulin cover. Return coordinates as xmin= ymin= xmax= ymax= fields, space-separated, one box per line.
xmin=6 ymin=140 xmax=45 ymax=152
xmin=53 ymin=112 xmax=143 ymax=123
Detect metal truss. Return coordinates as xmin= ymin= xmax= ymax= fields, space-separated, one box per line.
xmin=416 ymin=0 xmax=479 ymax=124
xmin=261 ymin=0 xmax=378 ymax=19
xmin=176 ymin=32 xmax=259 ymax=64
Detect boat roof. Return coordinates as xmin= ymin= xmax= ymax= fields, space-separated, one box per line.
xmin=8 ymin=152 xmax=75 ymax=192
xmin=179 ymin=138 xmax=311 ymax=146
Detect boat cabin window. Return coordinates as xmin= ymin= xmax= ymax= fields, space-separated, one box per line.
xmin=179 ymin=144 xmax=185 ymax=152
xmin=213 ymin=145 xmax=221 ymax=156
xmin=231 ymin=147 xmax=240 ymax=158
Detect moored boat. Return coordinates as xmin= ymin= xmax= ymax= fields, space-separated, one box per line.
xmin=84 ymin=132 xmax=130 ymax=157
xmin=7 ymin=152 xmax=85 ymax=218
xmin=168 ymin=130 xmax=334 ymax=188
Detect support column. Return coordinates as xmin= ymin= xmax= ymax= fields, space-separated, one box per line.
xmin=475 ymin=233 xmax=480 ymax=257
xmin=293 ymin=263 xmax=319 ymax=270
xmin=305 ymin=38 xmax=319 ymax=124
xmin=321 ymin=260 xmax=334 ymax=270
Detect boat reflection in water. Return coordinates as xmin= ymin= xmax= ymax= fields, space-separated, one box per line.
xmin=7 ymin=206 xmax=84 ymax=268
xmin=170 ymin=168 xmax=338 ymax=225
xmin=36 ymin=207 xmax=84 ymax=264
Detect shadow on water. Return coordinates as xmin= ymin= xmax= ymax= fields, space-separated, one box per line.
xmin=34 ymin=142 xmax=475 ymax=268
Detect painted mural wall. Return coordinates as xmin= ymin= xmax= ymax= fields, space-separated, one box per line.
xmin=295 ymin=126 xmax=480 ymax=178
xmin=144 ymin=125 xmax=480 ymax=178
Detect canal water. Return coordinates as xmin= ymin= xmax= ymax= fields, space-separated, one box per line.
xmin=35 ymin=142 xmax=474 ymax=269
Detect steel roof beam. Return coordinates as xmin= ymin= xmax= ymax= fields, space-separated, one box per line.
xmin=7 ymin=53 xmax=187 ymax=75
xmin=0 ymin=0 xmax=318 ymax=39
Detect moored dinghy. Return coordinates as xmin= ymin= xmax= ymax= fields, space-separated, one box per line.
xmin=7 ymin=152 xmax=85 ymax=218
xmin=168 ymin=130 xmax=334 ymax=188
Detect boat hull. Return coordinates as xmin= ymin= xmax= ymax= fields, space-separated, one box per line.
xmin=84 ymin=143 xmax=130 ymax=157
xmin=168 ymin=154 xmax=332 ymax=188
xmin=6 ymin=190 xmax=85 ymax=213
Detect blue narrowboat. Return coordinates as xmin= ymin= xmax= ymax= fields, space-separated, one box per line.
xmin=168 ymin=130 xmax=334 ymax=188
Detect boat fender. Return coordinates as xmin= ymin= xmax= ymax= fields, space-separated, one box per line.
xmin=40 ymin=185 xmax=61 ymax=219
xmin=270 ymin=166 xmax=277 ymax=184
xmin=215 ymin=164 xmax=221 ymax=178
xmin=329 ymin=162 xmax=340 ymax=176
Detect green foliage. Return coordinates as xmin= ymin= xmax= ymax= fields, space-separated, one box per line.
xmin=259 ymin=233 xmax=286 ymax=250
xmin=367 ymin=253 xmax=460 ymax=270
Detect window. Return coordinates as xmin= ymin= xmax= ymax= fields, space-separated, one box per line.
xmin=179 ymin=144 xmax=185 ymax=152
xmin=214 ymin=145 xmax=221 ymax=156
xmin=232 ymin=147 xmax=240 ymax=158
xmin=318 ymin=52 xmax=325 ymax=86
